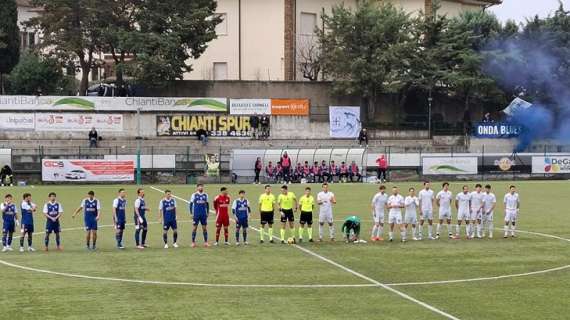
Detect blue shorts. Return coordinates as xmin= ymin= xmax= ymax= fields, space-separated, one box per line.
xmin=85 ymin=218 xmax=98 ymax=231
xmin=163 ymin=219 xmax=177 ymax=230
xmin=3 ymin=220 xmax=15 ymax=233
xmin=134 ymin=215 xmax=148 ymax=229
xmin=46 ymin=221 xmax=60 ymax=233
xmin=193 ymin=212 xmax=208 ymax=226
xmin=115 ymin=222 xmax=126 ymax=230
xmin=22 ymin=223 xmax=34 ymax=233
xmin=236 ymin=216 xmax=249 ymax=228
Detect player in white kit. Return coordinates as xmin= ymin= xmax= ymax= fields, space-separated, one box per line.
xmin=482 ymin=184 xmax=496 ymax=238
xmin=470 ymin=184 xmax=485 ymax=239
xmin=436 ymin=182 xmax=454 ymax=239
xmin=317 ymin=182 xmax=336 ymax=241
xmin=387 ymin=186 xmax=405 ymax=242
xmin=503 ymin=185 xmax=520 ymax=238
xmin=404 ymin=187 xmax=419 ymax=241
xmin=455 ymin=185 xmax=471 ymax=239
xmin=418 ymin=181 xmax=435 ymax=240
xmin=370 ymin=185 xmax=388 ymax=241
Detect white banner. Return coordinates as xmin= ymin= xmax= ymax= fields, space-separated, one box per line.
xmin=532 ymin=156 xmax=570 ymax=174
xmin=229 ymin=99 xmax=271 ymax=115
xmin=422 ymin=157 xmax=478 ymax=175
xmin=35 ymin=113 xmax=123 ymax=131
xmin=42 ymin=159 xmax=134 ymax=182
xmin=329 ymin=106 xmax=361 ymax=138
xmin=0 ymin=96 xmax=228 ymax=112
xmin=0 ymin=113 xmax=35 ymax=131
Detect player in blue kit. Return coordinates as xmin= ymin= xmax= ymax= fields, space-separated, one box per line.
xmin=159 ymin=189 xmax=178 ymax=249
xmin=134 ymin=188 xmax=149 ymax=249
xmin=189 ymin=184 xmax=209 ymax=248
xmin=73 ymin=191 xmax=101 ymax=250
xmin=113 ymin=188 xmax=127 ymax=249
xmin=43 ymin=192 xmax=63 ymax=251
xmin=19 ymin=193 xmax=36 ymax=252
xmin=232 ymin=190 xmax=251 ymax=245
xmin=2 ymin=194 xmax=19 ymax=252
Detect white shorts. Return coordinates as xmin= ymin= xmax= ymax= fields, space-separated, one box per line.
xmin=482 ymin=211 xmax=494 ymax=222
xmin=373 ymin=210 xmax=385 ymax=224
xmin=319 ymin=211 xmax=334 ymax=224
xmin=504 ymin=209 xmax=518 ymax=223
xmin=404 ymin=214 xmax=417 ymax=225
xmin=470 ymin=208 xmax=482 ymax=221
xmin=438 ymin=209 xmax=452 ymax=220
xmin=389 ymin=213 xmax=402 ymax=224
xmin=457 ymin=209 xmax=470 ymax=221
xmin=420 ymin=209 xmax=433 ymax=220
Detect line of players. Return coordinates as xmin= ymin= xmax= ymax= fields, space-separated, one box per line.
xmin=265 ymin=160 xmax=362 ymax=183
xmin=0 ymin=181 xmax=520 ymax=252
xmin=370 ymin=182 xmax=521 ymax=242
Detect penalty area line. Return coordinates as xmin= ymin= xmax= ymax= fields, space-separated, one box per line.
xmin=151 ymin=185 xmax=462 ymax=320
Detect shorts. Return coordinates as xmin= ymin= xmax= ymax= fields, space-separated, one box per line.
xmin=236 ymin=216 xmax=249 ymax=228
xmin=299 ymin=211 xmax=313 ymax=225
xmin=216 ymin=214 xmax=230 ymax=227
xmin=163 ymin=219 xmax=178 ymax=230
xmin=193 ymin=212 xmax=208 ymax=226
xmin=3 ymin=220 xmax=15 ymax=233
xmin=404 ymin=214 xmax=417 ymax=225
xmin=470 ymin=208 xmax=482 ymax=221
xmin=505 ymin=209 xmax=518 ymax=223
xmin=260 ymin=211 xmax=274 ymax=225
xmin=46 ymin=221 xmax=60 ymax=233
xmin=457 ymin=209 xmax=470 ymax=221
xmin=21 ymin=223 xmax=34 ymax=233
xmin=115 ymin=222 xmax=126 ymax=230
xmin=84 ymin=218 xmax=98 ymax=231
xmin=373 ymin=210 xmax=385 ymax=224
xmin=280 ymin=209 xmax=295 ymax=223
xmin=319 ymin=210 xmax=333 ymax=224
xmin=439 ymin=210 xmax=452 ymax=220
xmin=388 ymin=213 xmax=402 ymax=224
xmin=420 ymin=209 xmax=433 ymax=220
xmin=482 ymin=211 xmax=494 ymax=222
xmin=134 ymin=215 xmax=148 ymax=229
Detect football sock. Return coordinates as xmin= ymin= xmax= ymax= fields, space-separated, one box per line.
xmin=280 ymin=228 xmax=285 ymax=241
xmin=371 ymin=225 xmax=378 ymax=238
xmin=477 ymin=224 xmax=482 ymax=236
xmin=412 ymin=227 xmax=416 ymax=237
xmin=2 ymin=231 xmax=6 ymax=246
xmin=28 ymin=233 xmax=32 ymax=246
xmin=141 ymin=229 xmax=147 ymax=245
xmin=298 ymin=227 xmax=304 ymax=240
xmin=163 ymin=233 xmax=168 ymax=244
xmin=192 ymin=230 xmax=197 ymax=243
xmin=259 ymin=227 xmax=264 ymax=241
xmin=268 ymin=227 xmax=273 ymax=240
xmin=7 ymin=233 xmax=12 ymax=246
xmin=307 ymin=227 xmax=313 ymax=240
xmin=319 ymin=225 xmax=323 ymax=239
xmin=215 ymin=227 xmax=221 ymax=242
xmin=436 ymin=224 xmax=441 ymax=234
xmin=20 ymin=235 xmax=24 ymax=248
xmin=236 ymin=228 xmax=240 ymax=242
xmin=488 ymin=222 xmax=493 ymax=236
xmin=428 ymin=225 xmax=433 ymax=237
xmin=203 ymin=230 xmax=208 ymax=242
xmin=55 ymin=233 xmax=60 ymax=247
xmin=243 ymin=229 xmax=247 ymax=242
xmin=135 ymin=229 xmax=141 ymax=246
xmin=224 ymin=227 xmax=229 ymax=242
xmin=456 ymin=224 xmax=460 ymax=235
xmin=329 ymin=225 xmax=334 ymax=238
xmin=378 ymin=225 xmax=383 ymax=237
xmin=389 ymin=231 xmax=393 ymax=239
xmin=115 ymin=233 xmax=121 ymax=246
xmin=173 ymin=231 xmax=178 ymax=243
xmin=92 ymin=234 xmax=97 ymax=248
xmin=44 ymin=234 xmax=49 ymax=247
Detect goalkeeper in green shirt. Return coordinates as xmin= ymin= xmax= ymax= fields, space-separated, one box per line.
xmin=342 ymin=215 xmax=365 ymax=243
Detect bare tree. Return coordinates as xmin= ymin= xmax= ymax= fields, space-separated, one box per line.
xmin=296 ymin=35 xmax=322 ymax=81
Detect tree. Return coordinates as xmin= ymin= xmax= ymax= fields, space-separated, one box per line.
xmin=296 ymin=35 xmax=322 ymax=81
xmin=28 ymin=0 xmax=102 ymax=95
xmin=96 ymin=0 xmax=221 ymax=87
xmin=318 ymin=1 xmax=414 ymax=124
xmin=7 ymin=52 xmax=75 ymax=95
xmin=0 ymin=0 xmax=20 ymax=94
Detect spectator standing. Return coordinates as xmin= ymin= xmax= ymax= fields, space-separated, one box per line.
xmin=260 ymin=115 xmax=270 ymax=139
xmin=196 ymin=127 xmax=208 ymax=146
xmin=254 ymin=157 xmax=262 ymax=184
xmin=250 ymin=114 xmax=260 ymax=139
xmin=358 ymin=128 xmax=369 ymax=147
xmin=88 ymin=127 xmax=98 ymax=148
xmin=376 ymin=154 xmax=388 ymax=183
xmin=280 ymin=152 xmax=292 ymax=184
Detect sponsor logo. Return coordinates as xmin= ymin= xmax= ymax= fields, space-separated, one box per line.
xmin=428 ymin=165 xmax=467 ymax=174
xmin=543 ymin=157 xmax=570 ymax=173
xmin=494 ymin=157 xmax=514 ymax=171
xmin=53 ymin=97 xmax=95 ymax=110
xmin=43 ymin=161 xmax=64 ymax=168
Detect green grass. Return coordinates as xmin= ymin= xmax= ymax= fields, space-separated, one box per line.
xmin=0 ymin=181 xmax=569 ymax=320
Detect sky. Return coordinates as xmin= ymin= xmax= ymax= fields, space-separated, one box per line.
xmin=489 ymin=0 xmax=567 ymax=23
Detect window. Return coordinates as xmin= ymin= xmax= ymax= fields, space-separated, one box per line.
xmin=215 ymin=13 xmax=228 ymax=35
xmin=213 ymin=62 xmax=228 ymax=80
xmin=300 ymin=12 xmax=317 ymax=35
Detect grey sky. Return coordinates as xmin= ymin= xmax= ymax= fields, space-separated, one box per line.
xmin=489 ymin=0 xmax=567 ymax=23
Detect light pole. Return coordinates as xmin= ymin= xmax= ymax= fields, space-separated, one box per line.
xmin=428 ymin=90 xmax=433 ymax=138
xmin=136 ymin=107 xmax=142 ymax=185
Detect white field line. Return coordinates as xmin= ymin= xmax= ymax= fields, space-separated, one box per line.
xmin=150 ymin=186 xmax=461 ymax=320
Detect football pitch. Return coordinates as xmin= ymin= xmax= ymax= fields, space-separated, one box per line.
xmin=0 ymin=181 xmax=569 ymax=320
